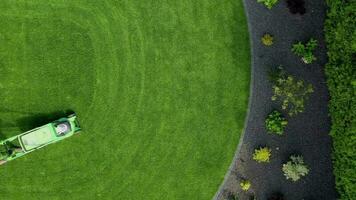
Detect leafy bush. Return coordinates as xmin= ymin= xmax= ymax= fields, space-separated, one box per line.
xmin=282 ymin=155 xmax=309 ymax=181
xmin=262 ymin=34 xmax=274 ymax=46
xmin=265 ymin=110 xmax=288 ymax=135
xmin=253 ymin=147 xmax=272 ymax=163
xmin=291 ymin=38 xmax=318 ymax=64
xmin=325 ymin=0 xmax=356 ymax=198
xmin=240 ymin=180 xmax=251 ymax=191
xmin=257 ymin=0 xmax=279 ymax=9
xmin=270 ymin=68 xmax=314 ymax=116
xmin=286 ymin=0 xmax=306 ymax=15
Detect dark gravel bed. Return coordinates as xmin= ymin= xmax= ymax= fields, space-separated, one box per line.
xmin=214 ymin=0 xmax=337 ymax=199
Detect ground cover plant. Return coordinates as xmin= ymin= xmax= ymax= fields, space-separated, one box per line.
xmin=291 ymin=38 xmax=318 ymax=64
xmin=253 ymin=147 xmax=271 ymax=163
xmin=265 ymin=110 xmax=287 ymax=135
xmin=282 ymin=155 xmax=309 ymax=181
xmin=325 ymin=0 xmax=356 ymax=198
xmin=0 ymin=1 xmax=251 ymax=199
xmin=270 ymin=68 xmax=314 ymax=116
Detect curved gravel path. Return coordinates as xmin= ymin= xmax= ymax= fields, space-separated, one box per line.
xmin=215 ymin=0 xmax=337 ymax=199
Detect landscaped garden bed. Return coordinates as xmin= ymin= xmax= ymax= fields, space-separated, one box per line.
xmin=217 ymin=0 xmax=340 ymax=199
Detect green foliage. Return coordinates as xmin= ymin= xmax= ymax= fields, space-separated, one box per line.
xmin=325 ymin=0 xmax=356 ymax=198
xmin=262 ymin=34 xmax=274 ymax=46
xmin=291 ymin=38 xmax=318 ymax=64
xmin=351 ymin=80 xmax=356 ymax=87
xmin=253 ymin=147 xmax=272 ymax=163
xmin=257 ymin=0 xmax=279 ymax=9
xmin=265 ymin=110 xmax=288 ymax=135
xmin=282 ymin=155 xmax=309 ymax=181
xmin=270 ymin=68 xmax=314 ymax=116
xmin=240 ymin=180 xmax=251 ymax=191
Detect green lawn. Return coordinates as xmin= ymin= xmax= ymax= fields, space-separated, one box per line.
xmin=0 ymin=1 xmax=250 ymax=199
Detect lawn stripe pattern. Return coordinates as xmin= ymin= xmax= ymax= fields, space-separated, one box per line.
xmin=0 ymin=1 xmax=250 ymax=199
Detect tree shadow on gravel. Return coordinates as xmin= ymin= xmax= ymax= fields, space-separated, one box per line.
xmin=15 ymin=109 xmax=74 ymax=132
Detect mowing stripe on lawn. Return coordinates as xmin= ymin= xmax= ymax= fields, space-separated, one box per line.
xmin=0 ymin=1 xmax=250 ymax=199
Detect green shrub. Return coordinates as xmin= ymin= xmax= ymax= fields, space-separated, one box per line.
xmin=265 ymin=110 xmax=288 ymax=135
xmin=240 ymin=180 xmax=251 ymax=191
xmin=253 ymin=147 xmax=272 ymax=163
xmin=325 ymin=0 xmax=356 ymax=198
xmin=262 ymin=34 xmax=274 ymax=46
xmin=270 ymin=68 xmax=314 ymax=116
xmin=291 ymin=38 xmax=318 ymax=64
xmin=282 ymin=155 xmax=309 ymax=181
xmin=257 ymin=0 xmax=279 ymax=9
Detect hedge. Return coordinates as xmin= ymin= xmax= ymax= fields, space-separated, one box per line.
xmin=324 ymin=0 xmax=356 ymax=199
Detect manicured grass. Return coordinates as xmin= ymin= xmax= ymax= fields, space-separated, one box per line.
xmin=0 ymin=1 xmax=250 ymax=199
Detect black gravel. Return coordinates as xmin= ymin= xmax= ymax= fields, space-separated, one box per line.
xmin=215 ymin=0 xmax=337 ymax=199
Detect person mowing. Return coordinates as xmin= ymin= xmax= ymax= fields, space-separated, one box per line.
xmin=0 ymin=142 xmax=23 ymax=165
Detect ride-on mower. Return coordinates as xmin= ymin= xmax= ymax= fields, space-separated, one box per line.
xmin=0 ymin=114 xmax=81 ymax=165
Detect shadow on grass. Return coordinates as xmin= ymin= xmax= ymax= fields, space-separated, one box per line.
xmin=15 ymin=109 xmax=75 ymax=132
xmin=0 ymin=120 xmax=5 ymax=140
xmin=0 ymin=119 xmax=17 ymax=140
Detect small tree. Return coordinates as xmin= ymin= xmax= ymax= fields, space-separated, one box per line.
xmin=282 ymin=155 xmax=309 ymax=181
xmin=270 ymin=67 xmax=314 ymax=116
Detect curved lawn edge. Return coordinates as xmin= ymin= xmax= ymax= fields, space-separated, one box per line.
xmin=213 ymin=0 xmax=254 ymax=198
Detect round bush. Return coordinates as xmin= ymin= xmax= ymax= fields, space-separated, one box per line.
xmin=265 ymin=110 xmax=288 ymax=135
xmin=261 ymin=33 xmax=274 ymax=46
xmin=253 ymin=147 xmax=272 ymax=163
xmin=282 ymin=155 xmax=309 ymax=181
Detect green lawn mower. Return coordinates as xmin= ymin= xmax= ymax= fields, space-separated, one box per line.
xmin=0 ymin=114 xmax=81 ymax=165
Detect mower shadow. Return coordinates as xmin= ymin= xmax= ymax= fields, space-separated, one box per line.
xmin=0 ymin=134 xmax=5 ymax=140
xmin=15 ymin=110 xmax=75 ymax=132
xmin=0 ymin=120 xmax=5 ymax=140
